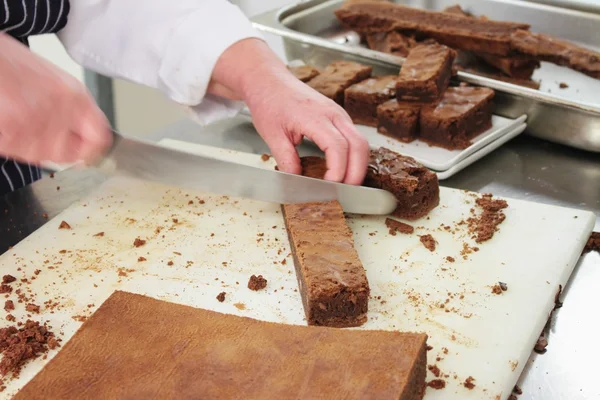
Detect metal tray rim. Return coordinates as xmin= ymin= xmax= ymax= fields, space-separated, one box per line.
xmin=251 ymin=0 xmax=600 ymax=117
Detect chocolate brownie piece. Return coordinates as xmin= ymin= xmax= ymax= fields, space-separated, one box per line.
xmin=300 ymin=156 xmax=328 ymax=179
xmin=16 ymin=291 xmax=428 ymax=400
xmin=455 ymin=62 xmax=540 ymax=89
xmin=376 ymin=99 xmax=421 ymax=142
xmin=365 ymin=31 xmax=417 ymax=57
xmin=396 ymin=43 xmax=456 ymax=102
xmin=365 ymin=148 xmax=440 ymax=220
xmin=307 ymin=61 xmax=373 ymax=105
xmin=288 ymin=65 xmax=321 ymax=82
xmin=344 ymin=75 xmax=398 ymax=126
xmin=282 ymin=200 xmax=370 ymax=328
xmin=335 ymin=2 xmax=529 ymax=55
xmin=510 ymin=30 xmax=600 ymax=79
xmin=420 ymin=86 xmax=494 ymax=149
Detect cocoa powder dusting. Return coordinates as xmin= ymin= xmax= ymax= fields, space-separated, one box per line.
xmin=420 ymin=234 xmax=437 ymax=252
xmin=248 ymin=275 xmax=267 ymax=291
xmin=0 ymin=320 xmax=60 ymax=377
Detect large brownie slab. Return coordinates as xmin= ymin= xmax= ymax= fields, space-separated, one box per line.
xmin=365 ymin=31 xmax=417 ymax=57
xmin=365 ymin=148 xmax=440 ymax=220
xmin=15 ymin=291 xmax=428 ymax=400
xmin=420 ymin=86 xmax=494 ymax=150
xmin=344 ymin=75 xmax=398 ymax=126
xmin=335 ymin=2 xmax=529 ymax=55
xmin=307 ymin=61 xmax=373 ymax=105
xmin=396 ymin=43 xmax=456 ymax=102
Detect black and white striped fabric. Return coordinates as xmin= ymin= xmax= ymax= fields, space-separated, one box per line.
xmin=0 ymin=0 xmax=70 ymax=196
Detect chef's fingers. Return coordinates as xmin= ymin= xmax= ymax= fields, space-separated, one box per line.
xmin=72 ymin=100 xmax=113 ymax=164
xmin=266 ymin=134 xmax=302 ymax=175
xmin=331 ymin=114 xmax=369 ymax=185
xmin=307 ymin=121 xmax=349 ymax=183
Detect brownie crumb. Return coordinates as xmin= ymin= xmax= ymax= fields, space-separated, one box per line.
xmin=468 ymin=194 xmax=508 ymax=243
xmin=133 ymin=238 xmax=146 ymax=248
xmin=534 ymin=335 xmax=548 ymax=354
xmin=248 ymin=275 xmax=267 ymax=291
xmin=554 ymin=285 xmax=563 ymax=309
xmin=508 ymin=395 xmax=518 ymax=400
xmin=445 ymin=256 xmax=455 ymax=263
xmin=385 ymin=218 xmax=414 ymax=235
xmin=2 ymin=276 xmax=15 ymax=284
xmin=25 ymin=304 xmax=40 ymax=313
xmin=137 ymin=257 xmax=147 ymax=262
xmin=428 ymin=364 xmax=441 ymax=377
xmin=0 ymin=320 xmax=60 ymax=377
xmin=464 ymin=376 xmax=476 ymax=389
xmin=559 ymin=82 xmax=568 ymax=89
xmin=167 ymin=261 xmax=174 ymax=266
xmin=3 ymin=301 xmax=14 ymax=312
xmin=5 ymin=315 xmax=15 ymax=322
xmin=49 ymin=172 xmax=54 ymax=178
xmin=261 ymin=154 xmax=271 ymax=161
xmin=583 ymin=232 xmax=600 ymax=254
xmin=0 ymin=286 xmax=12 ymax=294
xmin=427 ymin=379 xmax=446 ymax=389
xmin=513 ymin=385 xmax=523 ymax=395
xmin=93 ymin=232 xmax=104 ymax=237
xmin=491 ymin=284 xmax=503 ymax=295
xmin=58 ymin=221 xmax=71 ymax=230
xmin=216 ymin=292 xmax=226 ymax=302
xmin=499 ymin=282 xmax=508 ymax=291
xmin=420 ymin=234 xmax=437 ymax=251
xmin=426 ymin=345 xmax=433 ymax=351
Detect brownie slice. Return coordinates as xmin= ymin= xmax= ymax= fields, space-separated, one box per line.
xmin=376 ymin=99 xmax=421 ymax=142
xmin=282 ymin=200 xmax=370 ymax=328
xmin=365 ymin=148 xmax=440 ymax=220
xmin=396 ymin=43 xmax=456 ymax=102
xmin=455 ymin=59 xmax=540 ymax=89
xmin=510 ymin=30 xmax=600 ymax=79
xmin=288 ymin=65 xmax=321 ymax=82
xmin=307 ymin=61 xmax=373 ymax=105
xmin=335 ymin=2 xmax=529 ymax=55
xmin=344 ymin=75 xmax=398 ymax=126
xmin=420 ymin=86 xmax=495 ymax=149
xmin=365 ymin=31 xmax=417 ymax=57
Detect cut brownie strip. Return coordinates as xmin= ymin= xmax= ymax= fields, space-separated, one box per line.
xmin=396 ymin=43 xmax=456 ymax=102
xmin=455 ymin=62 xmax=540 ymax=89
xmin=376 ymin=99 xmax=421 ymax=142
xmin=365 ymin=31 xmax=417 ymax=57
xmin=344 ymin=75 xmax=398 ymax=126
xmin=288 ymin=65 xmax=321 ymax=82
xmin=365 ymin=148 xmax=440 ymax=220
xmin=420 ymin=86 xmax=494 ymax=149
xmin=510 ymin=30 xmax=600 ymax=79
xmin=282 ymin=200 xmax=370 ymax=328
xmin=335 ymin=2 xmax=529 ymax=55
xmin=307 ymin=61 xmax=372 ymax=105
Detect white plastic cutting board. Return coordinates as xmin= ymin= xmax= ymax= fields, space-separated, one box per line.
xmin=0 ymin=140 xmax=593 ymax=400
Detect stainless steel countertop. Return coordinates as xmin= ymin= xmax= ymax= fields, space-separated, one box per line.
xmin=1 ymin=116 xmax=598 ymax=399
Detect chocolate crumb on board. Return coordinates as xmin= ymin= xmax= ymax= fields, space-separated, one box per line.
xmin=25 ymin=304 xmax=40 ymax=313
xmin=3 ymin=301 xmax=14 ymax=312
xmin=464 ymin=376 xmax=476 ymax=389
xmin=5 ymin=315 xmax=15 ymax=322
xmin=385 ymin=218 xmax=414 ymax=235
xmin=554 ymin=285 xmax=563 ymax=309
xmin=167 ymin=261 xmax=174 ymax=266
xmin=534 ymin=335 xmax=548 ymax=354
xmin=491 ymin=284 xmax=503 ymax=295
xmin=420 ymin=234 xmax=437 ymax=251
xmin=428 ymin=364 xmax=441 ymax=377
xmin=499 ymin=282 xmax=508 ymax=291
xmin=0 ymin=286 xmax=12 ymax=294
xmin=133 ymin=238 xmax=146 ymax=248
xmin=508 ymin=395 xmax=518 ymax=400
xmin=2 ymin=276 xmax=15 ymax=284
xmin=248 ymin=275 xmax=267 ymax=291
xmin=468 ymin=193 xmax=508 ymax=243
xmin=58 ymin=221 xmax=71 ymax=230
xmin=137 ymin=257 xmax=147 ymax=262
xmin=93 ymin=232 xmax=104 ymax=237
xmin=216 ymin=292 xmax=226 ymax=302
xmin=583 ymin=232 xmax=600 ymax=254
xmin=261 ymin=154 xmax=271 ymax=161
xmin=513 ymin=385 xmax=523 ymax=395
xmin=0 ymin=320 xmax=60 ymax=377
xmin=427 ymin=379 xmax=446 ymax=389
xmin=446 ymin=256 xmax=455 ymax=263
xmin=559 ymin=82 xmax=569 ymax=89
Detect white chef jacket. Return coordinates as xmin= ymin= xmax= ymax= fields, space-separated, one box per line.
xmin=57 ymin=0 xmax=263 ymax=125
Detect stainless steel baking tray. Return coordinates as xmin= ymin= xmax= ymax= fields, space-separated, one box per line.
xmin=252 ymin=0 xmax=600 ymax=152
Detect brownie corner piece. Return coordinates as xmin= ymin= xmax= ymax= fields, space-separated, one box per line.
xmin=365 ymin=147 xmax=440 ymax=220
xmin=376 ymin=99 xmax=420 ymax=143
xmin=307 ymin=60 xmax=372 ymax=105
xmin=396 ymin=43 xmax=457 ymax=102
xmin=344 ymin=75 xmax=398 ymax=126
xmin=420 ymin=86 xmax=495 ymax=149
xmin=288 ymin=65 xmax=321 ymax=82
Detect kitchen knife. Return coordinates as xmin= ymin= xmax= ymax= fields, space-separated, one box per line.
xmin=94 ymin=132 xmax=398 ymax=215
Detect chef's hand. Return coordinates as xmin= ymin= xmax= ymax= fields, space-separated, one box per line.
xmin=211 ymin=39 xmax=370 ymax=185
xmin=0 ymin=33 xmax=111 ymax=165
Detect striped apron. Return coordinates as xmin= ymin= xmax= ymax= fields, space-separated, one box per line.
xmin=0 ymin=0 xmax=70 ymax=196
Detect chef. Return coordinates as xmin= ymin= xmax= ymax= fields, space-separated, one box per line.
xmin=0 ymin=0 xmax=369 ymax=197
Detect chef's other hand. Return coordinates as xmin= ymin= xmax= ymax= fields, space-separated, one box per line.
xmin=0 ymin=33 xmax=111 ymax=165
xmin=211 ymin=39 xmax=370 ymax=185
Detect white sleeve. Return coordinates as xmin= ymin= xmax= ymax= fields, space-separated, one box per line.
xmin=57 ymin=0 xmax=263 ymax=125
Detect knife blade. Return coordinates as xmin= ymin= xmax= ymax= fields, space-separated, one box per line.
xmin=94 ymin=132 xmax=398 ymax=215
